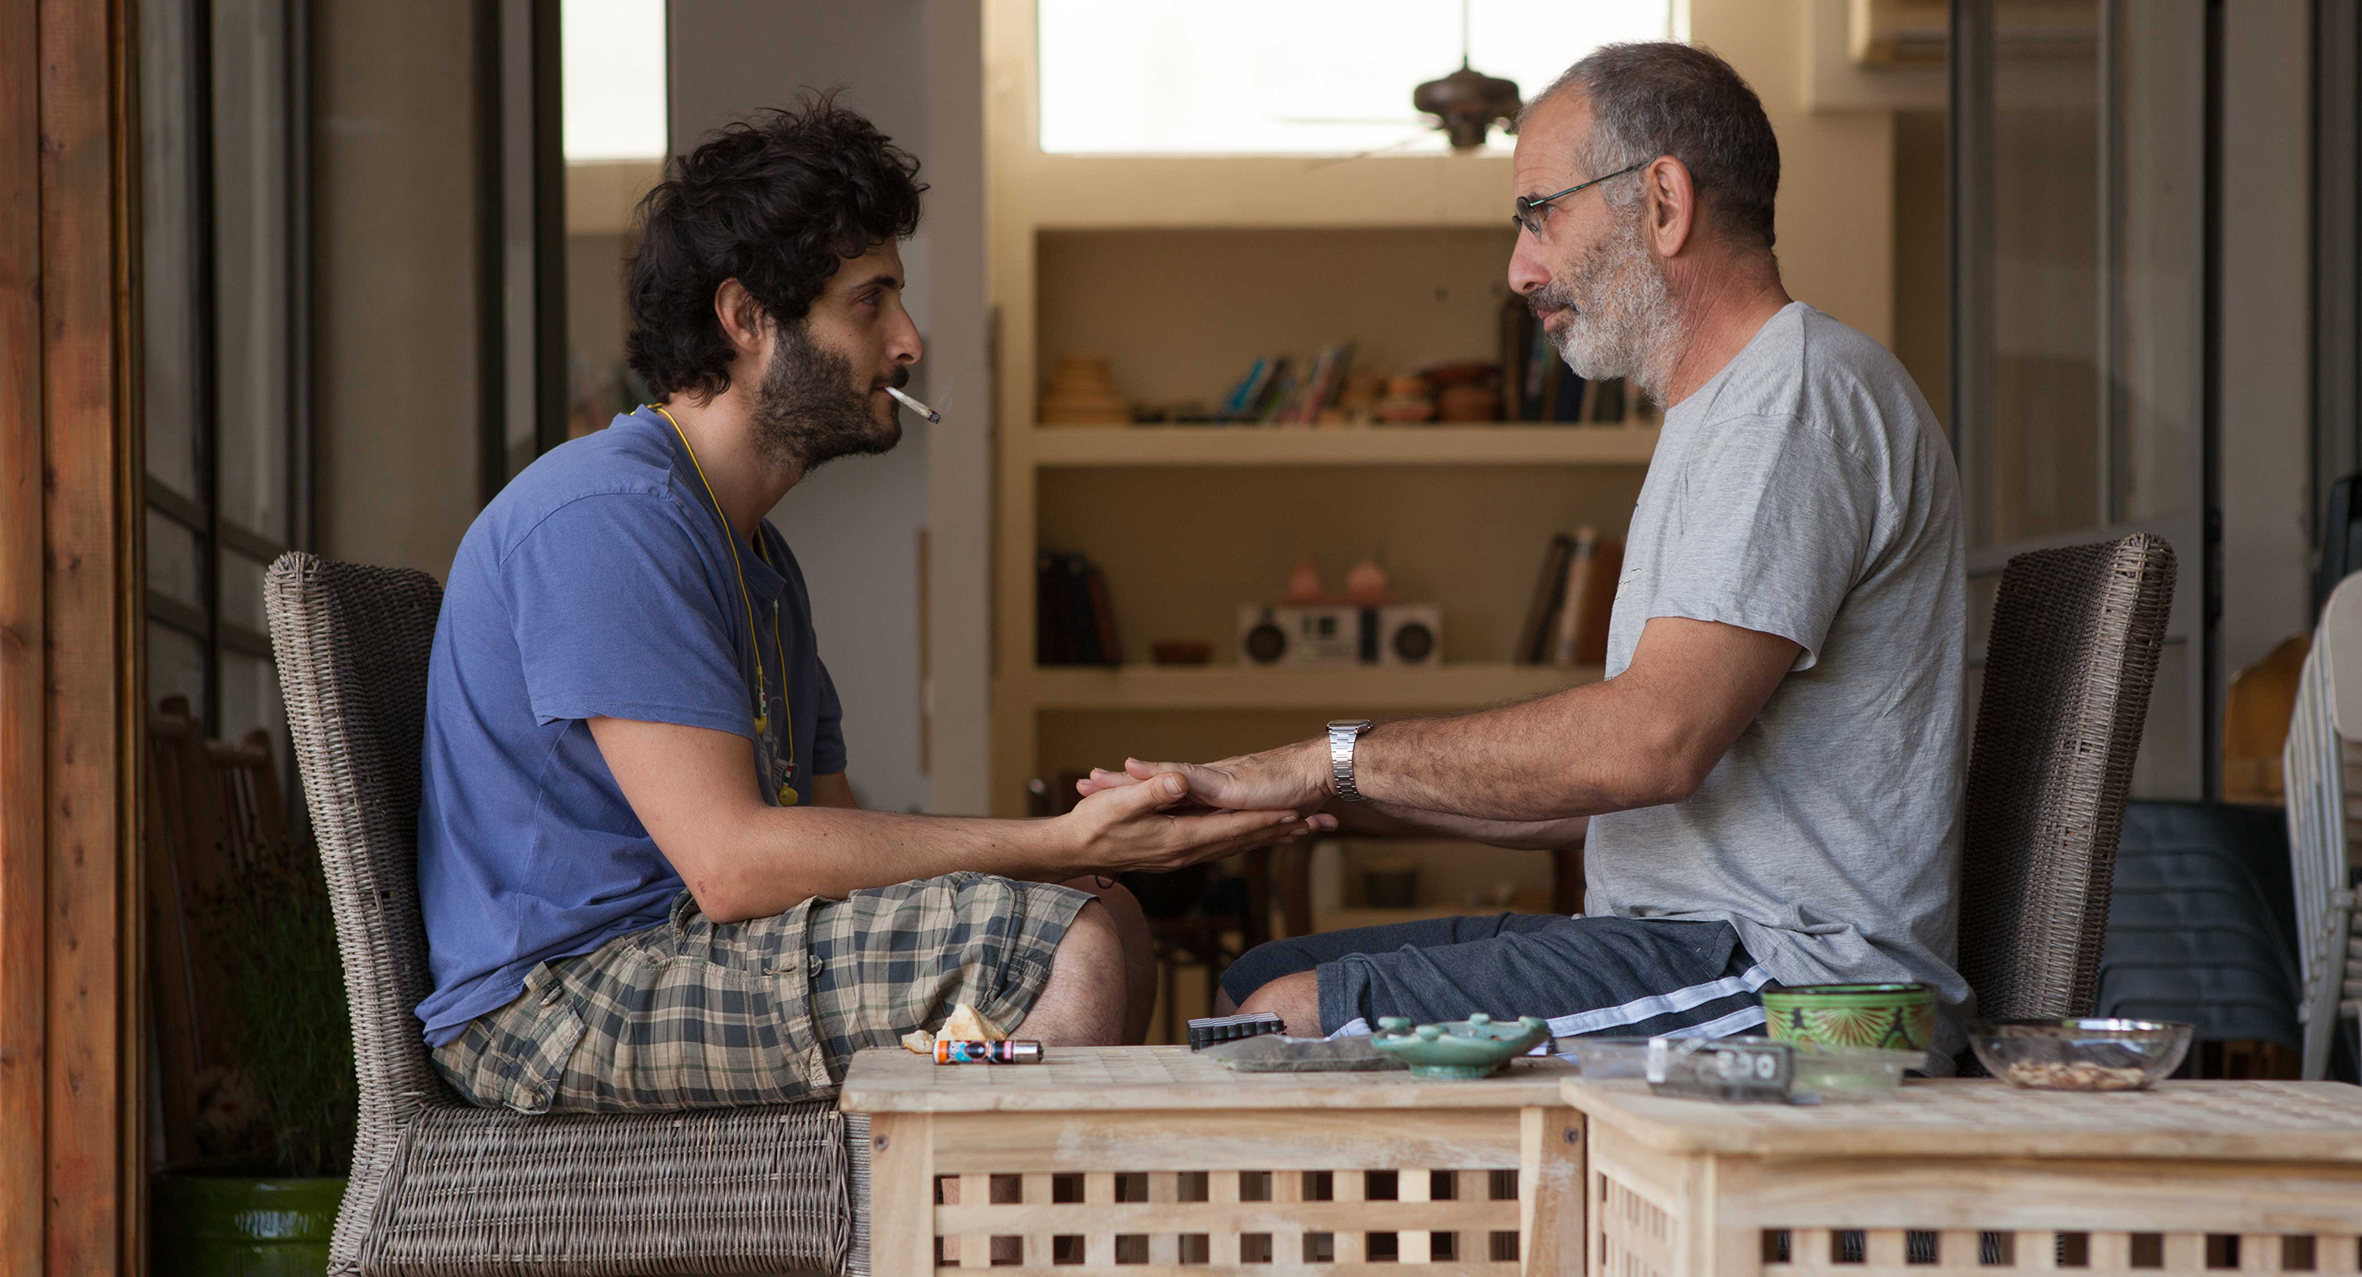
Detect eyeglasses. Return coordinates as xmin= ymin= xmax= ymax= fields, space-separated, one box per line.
xmin=1511 ymin=160 xmax=1649 ymax=236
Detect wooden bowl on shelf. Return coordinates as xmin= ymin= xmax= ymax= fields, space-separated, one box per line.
xmin=1149 ymin=640 xmax=1213 ymax=666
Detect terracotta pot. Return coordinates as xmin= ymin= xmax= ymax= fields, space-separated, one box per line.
xmin=1436 ymin=382 xmax=1501 ymax=422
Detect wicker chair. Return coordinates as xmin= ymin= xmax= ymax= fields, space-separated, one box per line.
xmin=265 ymin=552 xmax=868 ymax=1276
xmin=1956 ymin=533 xmax=2176 ymax=1042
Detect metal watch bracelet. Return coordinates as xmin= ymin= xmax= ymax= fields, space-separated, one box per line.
xmin=1327 ymin=719 xmax=1375 ymax=802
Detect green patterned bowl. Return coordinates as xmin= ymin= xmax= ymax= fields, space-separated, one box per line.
xmin=1370 ymin=1013 xmax=1550 ymax=1079
xmin=1762 ymin=983 xmax=1936 ymax=1052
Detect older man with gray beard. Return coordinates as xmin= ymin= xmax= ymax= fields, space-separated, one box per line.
xmin=1083 ymin=43 xmax=1969 ymax=1061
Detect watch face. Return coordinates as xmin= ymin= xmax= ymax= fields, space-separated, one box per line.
xmin=1328 ymin=719 xmax=1374 ymax=733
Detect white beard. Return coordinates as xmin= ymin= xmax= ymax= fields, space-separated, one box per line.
xmin=1548 ymin=214 xmax=1683 ymax=406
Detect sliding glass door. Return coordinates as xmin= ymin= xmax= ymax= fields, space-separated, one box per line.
xmin=141 ymin=0 xmax=312 ymax=753
xmin=1951 ymin=0 xmax=2213 ymax=798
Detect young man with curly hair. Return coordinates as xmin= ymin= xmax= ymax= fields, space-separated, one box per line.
xmin=414 ymin=96 xmax=1326 ymax=1115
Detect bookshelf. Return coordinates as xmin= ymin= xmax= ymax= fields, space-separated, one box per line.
xmin=1023 ymin=424 xmax=1660 ymax=468
xmin=984 ymin=0 xmax=1656 ymax=827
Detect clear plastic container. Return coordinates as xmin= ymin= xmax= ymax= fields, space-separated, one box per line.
xmin=1787 ymin=1043 xmax=1925 ymax=1101
xmin=1645 ymin=1036 xmax=1795 ymax=1102
xmin=1552 ymin=1036 xmax=1656 ymax=1079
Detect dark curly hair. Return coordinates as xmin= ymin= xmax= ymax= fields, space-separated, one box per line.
xmin=625 ymin=91 xmax=925 ymax=401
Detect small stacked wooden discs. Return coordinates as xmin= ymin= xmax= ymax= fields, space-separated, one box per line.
xmin=1376 ymin=374 xmax=1436 ymax=423
xmin=1040 ymin=355 xmax=1131 ymax=425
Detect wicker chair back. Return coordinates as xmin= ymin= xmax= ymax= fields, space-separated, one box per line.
xmin=1958 ymin=534 xmax=2176 ymax=1026
xmin=265 ymin=552 xmax=863 ymax=1276
xmin=264 ymin=556 xmax=447 ymax=1116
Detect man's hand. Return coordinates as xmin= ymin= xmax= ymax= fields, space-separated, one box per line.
xmin=1074 ymin=617 xmax=1799 ymax=829
xmin=1075 ymin=739 xmax=1334 ymax=814
xmin=1060 ymin=772 xmax=1336 ymax=875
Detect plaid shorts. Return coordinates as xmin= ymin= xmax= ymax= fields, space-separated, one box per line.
xmin=430 ymin=871 xmax=1092 ymax=1113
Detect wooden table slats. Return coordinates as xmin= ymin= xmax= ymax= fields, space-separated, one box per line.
xmin=845 ymin=1046 xmax=1577 ymax=1275
xmin=1568 ymin=1079 xmax=2362 ymax=1277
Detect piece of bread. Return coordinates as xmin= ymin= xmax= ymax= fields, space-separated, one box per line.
xmin=939 ymin=1001 xmax=1005 ymax=1042
xmin=901 ymin=1029 xmax=936 ymax=1055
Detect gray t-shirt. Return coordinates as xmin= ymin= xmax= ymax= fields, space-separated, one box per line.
xmin=1586 ymin=302 xmax=1971 ymax=1049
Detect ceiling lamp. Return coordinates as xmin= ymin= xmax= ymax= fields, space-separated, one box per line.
xmin=1413 ymin=1 xmax=1523 ymax=151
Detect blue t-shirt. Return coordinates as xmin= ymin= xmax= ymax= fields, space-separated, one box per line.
xmin=413 ymin=407 xmax=847 ymax=1046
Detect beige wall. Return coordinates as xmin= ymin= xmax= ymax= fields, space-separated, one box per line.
xmin=1691 ymin=0 xmax=1897 ymax=348
xmin=1891 ymin=110 xmax=1948 ymax=430
xmin=311 ymin=0 xmax=482 ymax=580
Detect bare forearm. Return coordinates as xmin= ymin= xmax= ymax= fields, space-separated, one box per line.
xmin=1096 ymin=621 xmax=1797 ymax=832
xmin=1351 ymin=681 xmax=1682 ymax=822
xmin=693 ymin=805 xmax=1076 ymax=921
xmin=1340 ymin=799 xmax=1590 ymax=850
xmin=592 ymin=717 xmax=1327 ymax=926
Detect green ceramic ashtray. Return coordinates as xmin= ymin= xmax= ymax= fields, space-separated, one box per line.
xmin=1370 ymin=1013 xmax=1550 ymax=1079
xmin=1762 ymin=982 xmax=1936 ymax=1051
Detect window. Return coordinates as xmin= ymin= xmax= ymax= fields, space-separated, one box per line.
xmin=562 ymin=0 xmax=668 ymax=161
xmin=141 ymin=0 xmax=311 ymax=753
xmin=1037 ymin=0 xmax=1672 ymax=156
xmin=558 ymin=0 xmax=668 ymax=440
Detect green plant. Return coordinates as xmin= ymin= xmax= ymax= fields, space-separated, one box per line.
xmin=199 ymin=832 xmax=355 ymax=1178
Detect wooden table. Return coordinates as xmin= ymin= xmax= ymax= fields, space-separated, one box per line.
xmin=839 ymin=1044 xmax=1583 ymax=1274
xmin=1558 ymin=1077 xmax=2362 ymax=1277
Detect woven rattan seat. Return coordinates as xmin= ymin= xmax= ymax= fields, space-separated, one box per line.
xmin=266 ymin=552 xmax=867 ymax=1276
xmin=1957 ymin=533 xmax=2176 ymax=1037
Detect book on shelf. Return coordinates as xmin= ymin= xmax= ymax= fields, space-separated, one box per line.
xmin=1221 ymin=356 xmax=1293 ymax=422
xmin=1219 ymin=357 xmax=1272 ymax=419
xmin=1519 ymin=527 xmax=1623 ymax=666
xmin=1255 ymin=363 xmax=1298 ymax=423
xmin=1551 ymin=359 xmax=1589 ymax=423
xmin=1290 ymin=342 xmax=1355 ymax=424
xmin=1516 ymin=533 xmax=1577 ymax=665
xmin=1218 ymin=345 xmax=1356 ymax=425
xmin=1523 ymin=320 xmax=1552 ymax=422
xmin=1500 ymin=294 xmax=1534 ymax=421
xmin=1587 ymin=377 xmax=1627 ymax=424
xmin=1082 ymin=561 xmax=1124 ymax=666
xmin=1036 ymin=551 xmax=1122 ymax=667
xmin=1547 ymin=527 xmax=1599 ymax=666
xmin=1567 ymin=536 xmax=1622 ymax=666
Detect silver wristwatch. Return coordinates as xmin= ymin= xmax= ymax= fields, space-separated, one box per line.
xmin=1328 ymin=719 xmax=1375 ymax=802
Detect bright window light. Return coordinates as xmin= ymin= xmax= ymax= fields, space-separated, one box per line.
xmin=1038 ymin=0 xmax=1672 ymax=156
xmin=563 ymin=0 xmax=668 ymax=161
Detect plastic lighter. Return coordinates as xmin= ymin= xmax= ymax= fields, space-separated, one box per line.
xmin=933 ymin=1039 xmax=1044 ymax=1065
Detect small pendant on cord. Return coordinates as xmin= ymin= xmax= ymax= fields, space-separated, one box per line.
xmin=778 ymin=782 xmax=800 ymax=806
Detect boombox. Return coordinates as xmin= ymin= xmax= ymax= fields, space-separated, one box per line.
xmin=1237 ymin=604 xmax=1441 ymax=667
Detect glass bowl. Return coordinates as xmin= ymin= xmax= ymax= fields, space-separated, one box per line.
xmin=1967 ymin=1018 xmax=2193 ymax=1091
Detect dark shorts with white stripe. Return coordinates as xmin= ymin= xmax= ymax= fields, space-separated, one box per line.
xmin=1220 ymin=914 xmax=1770 ymax=1040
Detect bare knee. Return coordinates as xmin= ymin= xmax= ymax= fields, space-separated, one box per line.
xmin=1061 ymin=877 xmax=1151 ymax=964
xmin=1011 ymin=899 xmax=1127 ymax=1045
xmin=1237 ymin=970 xmax=1322 ymax=1037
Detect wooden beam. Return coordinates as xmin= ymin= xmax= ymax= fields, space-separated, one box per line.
xmin=0 ymin=0 xmax=51 ymax=1269
xmin=43 ymin=0 xmax=126 ymax=1256
xmin=2 ymin=0 xmax=139 ymax=1272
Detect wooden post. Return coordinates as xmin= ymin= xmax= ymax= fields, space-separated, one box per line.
xmin=868 ymin=1113 xmax=938 ymax=1277
xmin=0 ymin=0 xmax=139 ymax=1272
xmin=0 ymin=0 xmax=50 ymax=1269
xmin=1520 ymin=1106 xmax=1585 ymax=1277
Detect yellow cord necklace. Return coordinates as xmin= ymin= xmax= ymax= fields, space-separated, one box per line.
xmin=649 ymin=403 xmax=798 ymax=806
